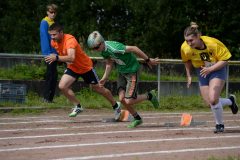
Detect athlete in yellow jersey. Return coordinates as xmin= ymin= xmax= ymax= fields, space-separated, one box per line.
xmin=181 ymin=22 xmax=238 ymax=133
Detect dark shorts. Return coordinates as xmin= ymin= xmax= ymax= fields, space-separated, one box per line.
xmin=196 ymin=66 xmax=226 ymax=87
xmin=117 ymin=69 xmax=140 ymax=99
xmin=64 ymin=67 xmax=99 ymax=84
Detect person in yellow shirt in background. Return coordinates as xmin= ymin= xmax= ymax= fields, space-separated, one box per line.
xmin=181 ymin=22 xmax=238 ymax=133
xmin=40 ymin=4 xmax=58 ymax=103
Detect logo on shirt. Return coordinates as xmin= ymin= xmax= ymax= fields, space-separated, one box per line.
xmin=200 ymin=52 xmax=211 ymax=61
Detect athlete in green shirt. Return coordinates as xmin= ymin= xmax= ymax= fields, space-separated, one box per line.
xmin=88 ymin=31 xmax=160 ymax=128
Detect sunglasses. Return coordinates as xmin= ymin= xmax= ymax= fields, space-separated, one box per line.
xmin=48 ymin=11 xmax=56 ymax=14
xmin=92 ymin=42 xmax=102 ymax=50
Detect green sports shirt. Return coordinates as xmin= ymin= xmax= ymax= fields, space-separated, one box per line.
xmin=99 ymin=41 xmax=140 ymax=73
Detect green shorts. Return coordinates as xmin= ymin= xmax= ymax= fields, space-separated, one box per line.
xmin=117 ymin=69 xmax=140 ymax=99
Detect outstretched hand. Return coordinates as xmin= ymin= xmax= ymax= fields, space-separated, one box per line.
xmin=200 ymin=66 xmax=211 ymax=78
xmin=45 ymin=54 xmax=57 ymax=64
xmin=147 ymin=57 xmax=159 ymax=69
xmin=99 ymin=78 xmax=106 ymax=88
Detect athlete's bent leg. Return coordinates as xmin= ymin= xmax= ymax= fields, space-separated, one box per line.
xmin=59 ymin=74 xmax=79 ymax=105
xmin=91 ymin=83 xmax=116 ymax=106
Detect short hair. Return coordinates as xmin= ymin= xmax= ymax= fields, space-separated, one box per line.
xmin=49 ymin=23 xmax=63 ymax=32
xmin=87 ymin=31 xmax=104 ymax=48
xmin=47 ymin=4 xmax=58 ymax=12
xmin=184 ymin=22 xmax=202 ymax=37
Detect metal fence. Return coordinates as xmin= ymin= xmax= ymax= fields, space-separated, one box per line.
xmin=1 ymin=53 xmax=240 ymax=101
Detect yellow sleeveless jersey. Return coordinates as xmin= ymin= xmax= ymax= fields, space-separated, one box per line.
xmin=181 ymin=36 xmax=231 ymax=68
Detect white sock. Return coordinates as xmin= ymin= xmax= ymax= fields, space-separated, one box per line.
xmin=219 ymin=98 xmax=232 ymax=106
xmin=211 ymin=102 xmax=223 ymax=125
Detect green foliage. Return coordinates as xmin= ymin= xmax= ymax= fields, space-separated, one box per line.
xmin=1 ymin=89 xmax=240 ymax=113
xmin=1 ymin=63 xmax=240 ymax=82
xmin=0 ymin=60 xmax=66 ymax=80
xmin=0 ymin=0 xmax=239 ymax=60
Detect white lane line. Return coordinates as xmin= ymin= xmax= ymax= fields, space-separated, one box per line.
xmin=0 ymin=135 xmax=239 ymax=152
xmin=0 ymin=124 xmax=131 ymax=132
xmin=0 ymin=115 xmax=101 ymax=120
xmin=1 ymin=120 xmax=240 ymax=132
xmin=0 ymin=111 xmax=234 ymax=120
xmin=0 ymin=120 xmax=72 ymax=124
xmin=1 ymin=117 xmax=240 ymax=125
xmin=53 ymin=146 xmax=240 ymax=160
xmin=0 ymin=126 xmax=240 ymax=140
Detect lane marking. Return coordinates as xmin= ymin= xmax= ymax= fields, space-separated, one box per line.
xmin=0 ymin=120 xmax=72 ymax=124
xmin=53 ymin=146 xmax=240 ymax=160
xmin=0 ymin=126 xmax=240 ymax=140
xmin=1 ymin=120 xmax=240 ymax=132
xmin=0 ymin=118 xmax=240 ymax=126
xmin=0 ymin=115 xmax=101 ymax=120
xmin=0 ymin=111 xmax=234 ymax=120
xmin=0 ymin=135 xmax=240 ymax=152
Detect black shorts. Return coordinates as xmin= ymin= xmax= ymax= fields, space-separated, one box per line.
xmin=64 ymin=67 xmax=99 ymax=84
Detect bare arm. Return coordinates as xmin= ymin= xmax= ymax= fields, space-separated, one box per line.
xmin=102 ymin=57 xmax=114 ymax=80
xmin=99 ymin=57 xmax=113 ymax=87
xmin=185 ymin=60 xmax=192 ymax=77
xmin=125 ymin=46 xmax=159 ymax=69
xmin=200 ymin=60 xmax=228 ymax=78
xmin=44 ymin=48 xmax=76 ymax=64
xmin=185 ymin=60 xmax=192 ymax=88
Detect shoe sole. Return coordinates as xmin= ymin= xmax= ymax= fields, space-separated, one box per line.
xmin=230 ymin=94 xmax=238 ymax=114
xmin=69 ymin=110 xmax=83 ymax=117
xmin=214 ymin=129 xmax=224 ymax=133
xmin=128 ymin=121 xmax=143 ymax=128
xmin=150 ymin=91 xmax=159 ymax=109
xmin=115 ymin=112 xmax=122 ymax=121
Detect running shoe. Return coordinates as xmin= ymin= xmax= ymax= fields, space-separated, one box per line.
xmin=69 ymin=106 xmax=83 ymax=117
xmin=229 ymin=94 xmax=238 ymax=114
xmin=214 ymin=124 xmax=225 ymax=133
xmin=149 ymin=90 xmax=159 ymax=109
xmin=113 ymin=102 xmax=121 ymax=121
xmin=128 ymin=119 xmax=143 ymax=128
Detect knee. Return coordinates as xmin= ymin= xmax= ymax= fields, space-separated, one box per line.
xmin=209 ymin=98 xmax=219 ymax=106
xmin=58 ymin=83 xmax=66 ymax=90
xmin=124 ymin=99 xmax=133 ymax=105
xmin=93 ymin=86 xmax=105 ymax=94
xmin=119 ymin=97 xmax=124 ymax=103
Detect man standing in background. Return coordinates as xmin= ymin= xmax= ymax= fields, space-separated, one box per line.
xmin=40 ymin=4 xmax=58 ymax=103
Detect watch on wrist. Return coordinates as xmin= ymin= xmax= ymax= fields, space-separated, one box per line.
xmin=145 ymin=58 xmax=150 ymax=62
xmin=56 ymin=55 xmax=59 ymax=61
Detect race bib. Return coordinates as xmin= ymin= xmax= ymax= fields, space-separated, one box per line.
xmin=114 ymin=59 xmax=126 ymax=65
xmin=204 ymin=61 xmax=216 ymax=68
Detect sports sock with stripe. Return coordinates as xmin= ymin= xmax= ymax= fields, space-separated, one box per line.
xmin=133 ymin=112 xmax=141 ymax=120
xmin=112 ymin=102 xmax=118 ymax=109
xmin=219 ymin=98 xmax=232 ymax=106
xmin=211 ymin=102 xmax=223 ymax=125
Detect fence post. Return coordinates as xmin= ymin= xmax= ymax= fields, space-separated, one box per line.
xmin=158 ymin=63 xmax=161 ymax=102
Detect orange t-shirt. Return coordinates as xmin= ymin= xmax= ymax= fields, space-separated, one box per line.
xmin=51 ymin=34 xmax=93 ymax=74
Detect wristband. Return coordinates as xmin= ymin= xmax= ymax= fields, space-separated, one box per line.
xmin=145 ymin=58 xmax=150 ymax=62
xmin=56 ymin=55 xmax=59 ymax=61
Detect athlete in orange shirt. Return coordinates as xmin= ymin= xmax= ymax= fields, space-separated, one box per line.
xmin=45 ymin=23 xmax=121 ymax=119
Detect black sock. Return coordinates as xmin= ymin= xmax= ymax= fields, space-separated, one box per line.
xmin=77 ymin=104 xmax=81 ymax=108
xmin=147 ymin=92 xmax=153 ymax=100
xmin=133 ymin=112 xmax=141 ymax=120
xmin=112 ymin=102 xmax=118 ymax=109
